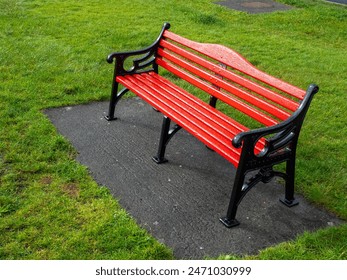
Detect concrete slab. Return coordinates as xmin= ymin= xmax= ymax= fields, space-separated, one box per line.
xmin=326 ymin=0 xmax=347 ymax=4
xmin=45 ymin=98 xmax=340 ymax=259
xmin=215 ymin=0 xmax=292 ymax=13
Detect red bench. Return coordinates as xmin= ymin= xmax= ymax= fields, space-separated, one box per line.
xmin=106 ymin=23 xmax=319 ymax=228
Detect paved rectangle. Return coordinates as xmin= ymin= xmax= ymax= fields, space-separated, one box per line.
xmin=45 ymin=98 xmax=340 ymax=259
xmin=215 ymin=0 xmax=292 ymax=14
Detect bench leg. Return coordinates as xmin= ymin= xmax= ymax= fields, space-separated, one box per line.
xmin=152 ymin=116 xmax=181 ymax=164
xmin=105 ymin=82 xmax=129 ymax=121
xmin=280 ymin=157 xmax=299 ymax=207
xmin=209 ymin=96 xmax=218 ymax=108
xmin=219 ymin=169 xmax=245 ymax=228
xmin=152 ymin=116 xmax=171 ymax=164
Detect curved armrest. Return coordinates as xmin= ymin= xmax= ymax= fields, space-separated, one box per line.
xmin=232 ymin=84 xmax=319 ymax=150
xmin=106 ymin=22 xmax=171 ymax=75
xmin=107 ymin=45 xmax=157 ymax=64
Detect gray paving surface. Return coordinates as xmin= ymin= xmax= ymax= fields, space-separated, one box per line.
xmin=326 ymin=0 xmax=347 ymax=4
xmin=45 ymin=98 xmax=341 ymax=259
xmin=215 ymin=0 xmax=292 ymax=13
xmin=216 ymin=0 xmax=346 ymax=14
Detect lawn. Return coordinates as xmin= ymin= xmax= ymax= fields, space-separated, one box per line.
xmin=0 ymin=0 xmax=346 ymax=259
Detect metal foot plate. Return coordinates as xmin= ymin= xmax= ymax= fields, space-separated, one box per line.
xmin=104 ymin=115 xmax=117 ymax=121
xmin=219 ymin=217 xmax=240 ymax=228
xmin=152 ymin=156 xmax=168 ymax=164
xmin=279 ymin=198 xmax=299 ymax=207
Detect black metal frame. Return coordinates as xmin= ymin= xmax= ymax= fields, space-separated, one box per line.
xmin=105 ymin=22 xmax=171 ymax=121
xmin=220 ymin=84 xmax=319 ymax=227
xmin=152 ymin=116 xmax=182 ymax=164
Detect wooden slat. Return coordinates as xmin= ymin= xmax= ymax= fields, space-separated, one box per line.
xmin=116 ymin=74 xmax=242 ymax=166
xmin=163 ymin=30 xmax=306 ymax=99
xmin=159 ymin=40 xmax=299 ymax=112
xmin=117 ymin=72 xmax=267 ymax=155
xmin=148 ymin=72 xmax=250 ymax=133
xmin=158 ymin=47 xmax=292 ymax=121
xmin=130 ymin=75 xmax=237 ymax=151
xmin=137 ymin=74 xmax=236 ymax=141
xmin=156 ymin=57 xmax=279 ymax=127
xmin=147 ymin=72 xmax=266 ymax=154
xmin=145 ymin=74 xmax=244 ymax=135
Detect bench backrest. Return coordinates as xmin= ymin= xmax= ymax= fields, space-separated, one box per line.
xmin=156 ymin=30 xmax=306 ymax=128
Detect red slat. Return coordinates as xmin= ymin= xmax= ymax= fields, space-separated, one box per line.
xmin=116 ymin=74 xmax=241 ymax=165
xmin=156 ymin=57 xmax=278 ymax=127
xmin=146 ymin=73 xmax=269 ymax=154
xmin=131 ymin=75 xmax=238 ymax=155
xmin=137 ymin=74 xmax=235 ymax=141
xmin=163 ymin=30 xmax=306 ymax=99
xmin=158 ymin=47 xmax=291 ymax=121
xmin=159 ymin=40 xmax=299 ymax=112
xmin=148 ymin=72 xmax=249 ymax=133
xmin=117 ymin=73 xmax=267 ymax=155
xmin=143 ymin=75 xmax=242 ymax=137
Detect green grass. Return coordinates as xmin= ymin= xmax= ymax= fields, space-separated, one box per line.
xmin=0 ymin=0 xmax=346 ymax=259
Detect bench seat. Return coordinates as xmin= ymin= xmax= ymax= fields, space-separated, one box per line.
xmin=117 ymin=72 xmax=263 ymax=167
